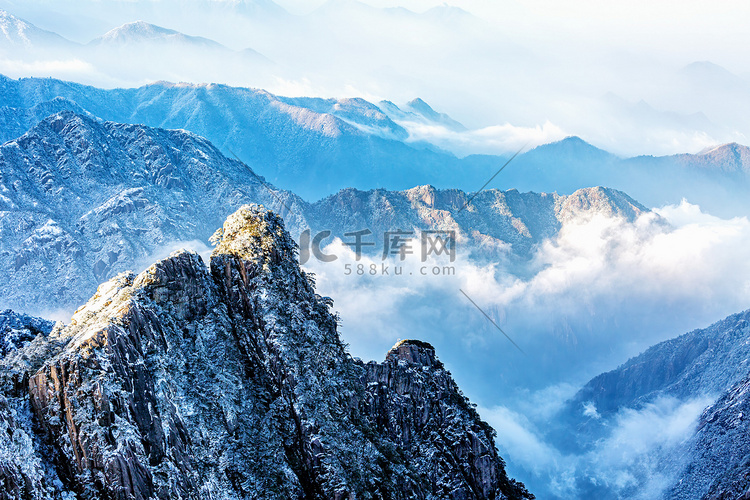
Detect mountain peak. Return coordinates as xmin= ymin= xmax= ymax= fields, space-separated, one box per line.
xmin=99 ymin=20 xmax=175 ymax=39
xmin=406 ymin=97 xmax=444 ymax=122
xmin=387 ymin=339 xmax=439 ymax=366
xmin=0 ymin=9 xmax=72 ymax=48
xmin=91 ymin=20 xmax=223 ymax=49
xmin=526 ymin=136 xmax=616 ymax=161
xmin=681 ymin=60 xmax=735 ymax=76
xmin=698 ymin=142 xmax=748 ymax=155
xmin=559 ymin=187 xmax=648 ymax=222
xmin=210 ymin=204 xmax=296 ymax=266
xmin=402 ymin=97 xmax=466 ymax=130
xmin=679 ymin=61 xmax=748 ymax=90
xmin=680 ymin=142 xmax=750 ymax=173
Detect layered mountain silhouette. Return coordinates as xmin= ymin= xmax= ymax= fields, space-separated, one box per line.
xmin=0 ymin=74 xmax=748 ymax=207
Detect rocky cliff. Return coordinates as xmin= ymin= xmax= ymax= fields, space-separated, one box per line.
xmin=0 ymin=205 xmax=532 ymax=500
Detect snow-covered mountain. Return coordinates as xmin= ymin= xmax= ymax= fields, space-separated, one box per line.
xmin=379 ymin=97 xmax=467 ymax=132
xmin=669 ymin=366 xmax=750 ymax=499
xmin=0 ymin=9 xmax=76 ymax=51
xmin=544 ymin=309 xmax=750 ymax=499
xmin=0 ymin=111 xmax=303 ymax=313
xmin=87 ymin=19 xmax=267 ymax=62
xmin=304 ymin=183 xmax=646 ymax=257
xmin=0 ymin=309 xmax=55 ymax=357
xmin=3 ymin=74 xmax=748 ymax=207
xmin=0 ymin=205 xmax=533 ymax=499
xmin=0 ymin=75 xmax=471 ymax=199
xmin=0 ymin=110 xmax=648 ymax=317
xmin=83 ymin=20 xmax=270 ymax=85
xmin=0 ymin=12 xmax=271 ymax=91
xmin=89 ymin=20 xmax=226 ymax=48
xmin=674 ymin=142 xmax=750 ymax=173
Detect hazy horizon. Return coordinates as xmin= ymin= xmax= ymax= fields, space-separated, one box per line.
xmin=3 ymin=0 xmax=750 ymax=157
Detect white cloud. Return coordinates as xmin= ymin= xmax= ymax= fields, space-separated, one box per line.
xmin=0 ymin=58 xmax=98 ymax=79
xmin=480 ymin=393 xmax=713 ymax=499
xmin=397 ymin=120 xmax=567 ymax=156
xmin=479 ymin=405 xmax=562 ymax=474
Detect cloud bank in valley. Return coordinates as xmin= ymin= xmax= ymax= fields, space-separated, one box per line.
xmin=480 ymin=394 xmax=714 ymax=499
xmin=305 ymin=200 xmax=750 ymax=397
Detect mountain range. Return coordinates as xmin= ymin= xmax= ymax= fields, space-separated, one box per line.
xmin=0 ymin=74 xmax=748 ymax=211
xmin=3 ymin=107 xmax=750 ymax=497
xmin=2 ymin=64 xmax=750 ymax=500
xmin=0 ymin=10 xmax=265 ymax=56
xmin=0 ymin=109 xmax=647 ymax=316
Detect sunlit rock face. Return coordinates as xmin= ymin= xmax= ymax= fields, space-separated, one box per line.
xmin=0 ymin=205 xmax=532 ymax=500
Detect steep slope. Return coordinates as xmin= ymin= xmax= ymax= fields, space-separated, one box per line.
xmin=0 ymin=111 xmax=305 ymax=313
xmin=542 ymin=309 xmax=750 ymax=499
xmin=0 ymin=96 xmax=96 ymax=141
xmin=668 ymin=371 xmax=750 ymax=500
xmin=0 ymin=205 xmax=532 ymax=499
xmin=0 ymin=75 xmax=473 ymax=198
xmin=364 ymin=339 xmax=530 ymax=498
xmin=569 ymin=310 xmax=750 ymax=419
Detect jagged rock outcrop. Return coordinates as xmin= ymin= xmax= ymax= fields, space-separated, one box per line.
xmin=306 ymin=185 xmax=648 ymax=257
xmin=0 ymin=205 xmax=532 ymax=500
xmin=362 ymin=339 xmax=530 ymax=499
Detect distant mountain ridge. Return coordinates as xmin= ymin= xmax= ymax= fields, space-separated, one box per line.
xmin=676 ymin=142 xmax=750 ymax=173
xmin=570 ymin=309 xmax=750 ymax=417
xmin=0 ymin=9 xmax=75 ymax=49
xmin=547 ymin=308 xmax=750 ymax=499
xmin=1 ymin=74 xmax=748 ymax=205
xmin=90 ymin=20 xmax=226 ymax=48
